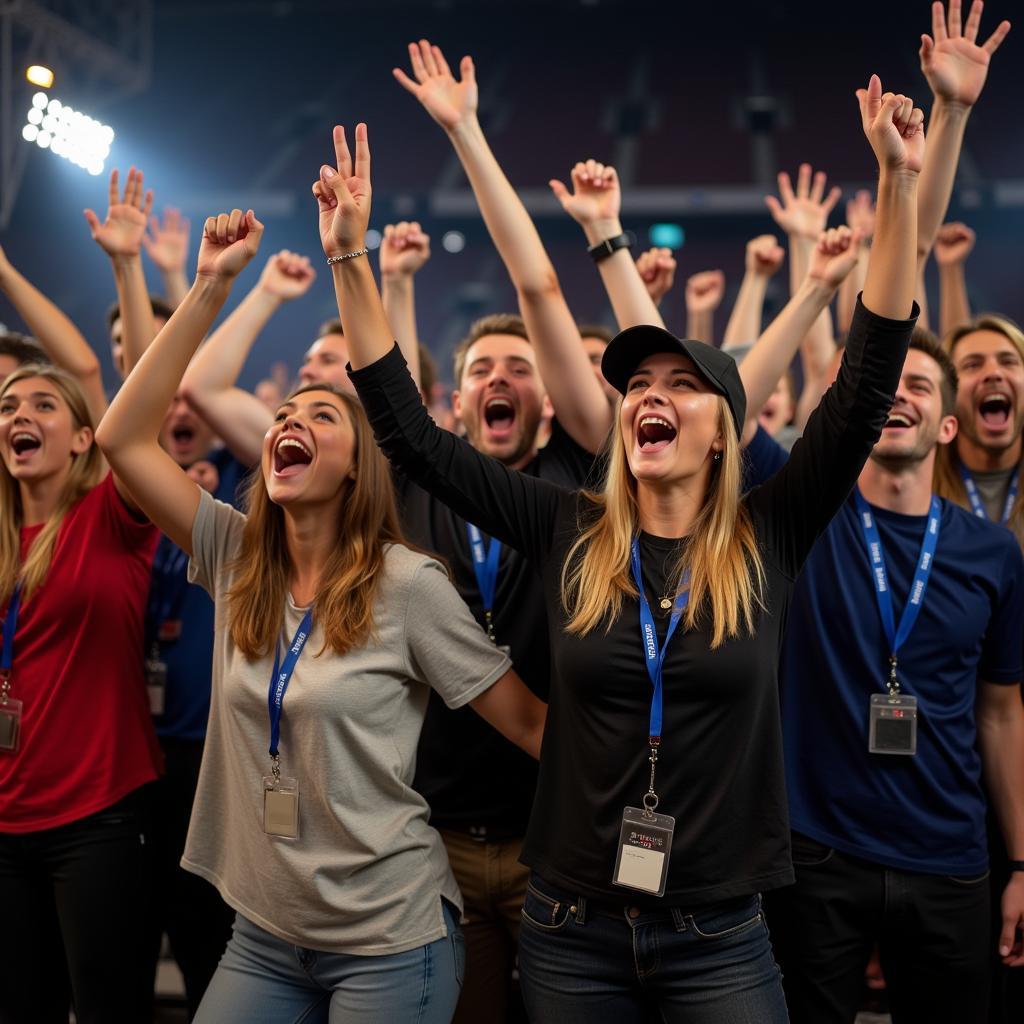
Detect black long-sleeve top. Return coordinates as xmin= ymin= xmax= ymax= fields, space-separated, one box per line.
xmin=351 ymin=298 xmax=916 ymax=907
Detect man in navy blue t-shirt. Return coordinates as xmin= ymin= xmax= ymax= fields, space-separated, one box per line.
xmin=747 ymin=332 xmax=1024 ymax=1022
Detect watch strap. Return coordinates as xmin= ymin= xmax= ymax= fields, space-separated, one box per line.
xmin=588 ymin=232 xmax=633 ymax=263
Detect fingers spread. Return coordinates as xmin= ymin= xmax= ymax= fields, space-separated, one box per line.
xmin=333 ymin=125 xmax=351 ymax=179
xmin=983 ymin=19 xmax=1011 ymax=55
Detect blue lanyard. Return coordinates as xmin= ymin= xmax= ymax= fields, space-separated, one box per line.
xmin=853 ymin=489 xmax=941 ymax=685
xmin=146 ymin=537 xmax=191 ymax=643
xmin=2 ymin=584 xmax=22 ymax=674
xmin=267 ymin=609 xmax=314 ymax=758
xmin=959 ymin=464 xmax=1018 ymax=525
xmin=629 ymin=539 xmax=689 ymax=742
xmin=466 ymin=523 xmax=501 ymax=639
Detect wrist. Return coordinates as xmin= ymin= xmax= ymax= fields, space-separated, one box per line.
xmin=931 ymin=96 xmax=972 ymax=122
xmin=193 ymin=273 xmax=235 ymax=299
xmin=111 ymin=251 xmax=142 ymax=270
xmin=253 ymin=283 xmax=286 ymax=309
xmin=798 ymin=275 xmax=837 ymax=307
xmin=582 ymin=219 xmax=624 ymax=247
xmin=878 ymin=169 xmax=919 ymax=201
xmin=381 ymin=269 xmax=414 ymax=286
xmin=447 ymin=114 xmax=484 ymax=147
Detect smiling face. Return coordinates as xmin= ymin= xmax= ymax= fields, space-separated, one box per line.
xmin=950 ymin=329 xmax=1024 ymax=464
xmin=263 ymin=388 xmax=356 ymax=507
xmin=299 ymin=333 xmax=354 ymax=393
xmin=619 ymin=352 xmax=723 ymax=486
xmin=0 ymin=375 xmax=92 ymax=484
xmin=159 ymin=393 xmax=217 ymax=468
xmin=871 ymin=348 xmax=957 ymax=469
xmin=452 ymin=334 xmax=545 ymax=467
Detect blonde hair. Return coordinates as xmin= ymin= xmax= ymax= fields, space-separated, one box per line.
xmin=935 ymin=314 xmax=1024 ymax=547
xmin=560 ymin=395 xmax=764 ymax=647
xmin=0 ymin=364 xmax=104 ymax=604
xmin=225 ymin=384 xmax=410 ymax=659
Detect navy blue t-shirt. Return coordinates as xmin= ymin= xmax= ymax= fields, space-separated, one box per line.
xmin=147 ymin=448 xmax=248 ymax=740
xmin=748 ymin=428 xmax=1024 ymax=875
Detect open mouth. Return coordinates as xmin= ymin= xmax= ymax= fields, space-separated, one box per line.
xmin=171 ymin=426 xmax=196 ymax=448
xmin=483 ymin=397 xmax=516 ymax=435
xmin=10 ymin=432 xmax=41 ymax=457
xmin=636 ymin=415 xmax=678 ymax=452
xmin=978 ymin=394 xmax=1011 ymax=429
xmin=883 ymin=412 xmax=914 ymax=430
xmin=273 ymin=436 xmax=313 ymax=477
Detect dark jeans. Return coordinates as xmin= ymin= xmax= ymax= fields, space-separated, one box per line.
xmin=146 ymin=736 xmax=234 ymax=1020
xmin=766 ymin=831 xmax=992 ymax=1024
xmin=0 ymin=785 xmax=154 ymax=1024
xmin=518 ymin=872 xmax=788 ymax=1023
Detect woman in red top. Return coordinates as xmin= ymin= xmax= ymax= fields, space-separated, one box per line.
xmin=0 ymin=363 xmax=161 ymax=1023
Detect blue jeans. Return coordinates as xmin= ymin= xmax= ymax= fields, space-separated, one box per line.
xmin=195 ymin=900 xmax=465 ymax=1023
xmin=518 ymin=873 xmax=789 ymax=1023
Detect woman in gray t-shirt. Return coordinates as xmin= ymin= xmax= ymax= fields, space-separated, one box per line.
xmin=97 ymin=208 xmax=545 ymax=1023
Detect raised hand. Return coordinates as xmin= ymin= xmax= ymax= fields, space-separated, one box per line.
xmin=379 ymin=221 xmax=431 ymax=278
xmin=845 ymin=190 xmax=876 ymax=242
xmin=636 ymin=247 xmax=677 ymax=304
xmin=807 ymin=226 xmax=863 ymax=290
xmin=934 ymin=221 xmax=976 ymax=265
xmin=765 ymin=164 xmax=842 ymax=241
xmin=857 ymin=75 xmax=926 ymax=175
xmin=920 ymin=0 xmax=1011 ymax=108
xmin=142 ymin=207 xmax=190 ymax=273
xmin=685 ymin=270 xmax=725 ymax=314
xmin=393 ymin=40 xmax=478 ymax=132
xmin=84 ymin=167 xmax=153 ymax=258
xmin=196 ymin=209 xmax=264 ymax=281
xmin=311 ymin=123 xmax=372 ymax=258
xmin=746 ymin=234 xmax=786 ymax=277
xmin=549 ymin=160 xmax=621 ymax=228
xmin=257 ymin=250 xmax=316 ymax=300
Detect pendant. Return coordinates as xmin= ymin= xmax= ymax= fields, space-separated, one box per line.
xmin=659 ymin=598 xmax=673 ymax=610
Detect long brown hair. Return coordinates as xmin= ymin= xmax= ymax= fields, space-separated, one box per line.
xmin=560 ymin=395 xmax=765 ymax=648
xmin=0 ymin=364 xmax=104 ymax=603
xmin=225 ymin=384 xmax=409 ymax=659
xmin=935 ymin=314 xmax=1024 ymax=547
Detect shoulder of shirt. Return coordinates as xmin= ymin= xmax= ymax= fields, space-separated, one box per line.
xmin=381 ymin=543 xmax=446 ymax=585
xmin=941 ymin=499 xmax=1024 ymax=557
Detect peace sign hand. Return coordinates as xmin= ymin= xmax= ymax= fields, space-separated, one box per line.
xmin=311 ymin=123 xmax=372 ymax=258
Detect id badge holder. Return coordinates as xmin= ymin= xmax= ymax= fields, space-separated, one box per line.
xmin=145 ymin=656 xmax=167 ymax=716
xmin=869 ymin=693 xmax=918 ymax=756
xmin=263 ymin=775 xmax=299 ymax=838
xmin=0 ymin=697 xmax=22 ymax=752
xmin=613 ymin=805 xmax=675 ymax=897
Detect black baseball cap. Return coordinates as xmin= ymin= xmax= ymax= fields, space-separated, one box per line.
xmin=601 ymin=325 xmax=746 ymax=435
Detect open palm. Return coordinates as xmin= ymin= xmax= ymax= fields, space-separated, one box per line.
xmin=84 ymin=167 xmax=152 ymax=257
xmin=920 ymin=1 xmax=1010 ymax=107
xmin=393 ymin=40 xmax=477 ymax=132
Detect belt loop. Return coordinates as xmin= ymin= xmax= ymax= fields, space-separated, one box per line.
xmin=575 ymin=895 xmax=587 ymax=924
xmin=670 ymin=906 xmax=687 ymax=932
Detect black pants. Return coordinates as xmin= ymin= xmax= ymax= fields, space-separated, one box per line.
xmin=766 ymin=832 xmax=992 ymax=1024
xmin=145 ymin=736 xmax=233 ymax=1020
xmin=0 ymin=785 xmax=154 ymax=1024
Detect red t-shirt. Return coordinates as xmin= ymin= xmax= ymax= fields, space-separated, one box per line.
xmin=0 ymin=473 xmax=162 ymax=832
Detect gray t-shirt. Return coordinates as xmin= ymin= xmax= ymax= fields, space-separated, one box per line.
xmin=968 ymin=466 xmax=1016 ymax=523
xmin=182 ymin=490 xmax=512 ymax=955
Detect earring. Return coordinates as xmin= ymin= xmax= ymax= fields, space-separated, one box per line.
xmin=713 ymin=451 xmax=722 ymax=462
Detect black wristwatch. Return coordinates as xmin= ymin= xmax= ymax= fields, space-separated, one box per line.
xmin=1010 ymin=860 xmax=1024 ymax=873
xmin=587 ymin=231 xmax=633 ymax=263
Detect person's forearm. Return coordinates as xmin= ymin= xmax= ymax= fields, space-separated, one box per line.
xmin=381 ymin=273 xmax=421 ymax=390
xmin=687 ymin=308 xmax=713 ymax=345
xmin=161 ymin=265 xmax=190 ymax=309
xmin=722 ymin=271 xmax=768 ymax=350
xmin=916 ymin=99 xmax=970 ymax=272
xmin=579 ymin=217 xmax=664 ymax=330
xmin=112 ymin=254 xmax=157 ymax=377
xmin=100 ymin=276 xmax=232 ymax=452
xmin=916 ymin=264 xmax=930 ymax=332
xmin=837 ymin=246 xmax=870 ymax=336
xmin=863 ymin=170 xmax=919 ymax=320
xmin=979 ymin=704 xmax=1024 ymax=860
xmin=740 ymin=276 xmax=835 ymax=427
xmin=331 ymin=256 xmax=394 ymax=371
xmin=939 ymin=260 xmax=970 ymax=336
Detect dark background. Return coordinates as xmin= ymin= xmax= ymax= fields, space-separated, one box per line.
xmin=1 ymin=0 xmax=1022 ymax=391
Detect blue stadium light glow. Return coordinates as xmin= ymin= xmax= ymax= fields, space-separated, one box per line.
xmin=649 ymin=223 xmax=685 ymax=250
xmin=23 ymin=93 xmax=114 ymax=176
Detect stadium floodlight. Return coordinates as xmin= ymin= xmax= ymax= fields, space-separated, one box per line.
xmin=23 ymin=94 xmax=114 ymax=176
xmin=26 ymin=66 xmax=55 ymax=89
xmin=441 ymin=230 xmax=465 ymax=254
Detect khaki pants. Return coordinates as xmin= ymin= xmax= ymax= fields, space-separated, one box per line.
xmin=440 ymin=827 xmax=529 ymax=1024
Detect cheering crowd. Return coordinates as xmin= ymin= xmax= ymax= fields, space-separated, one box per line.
xmin=1 ymin=4 xmax=1022 ymax=1023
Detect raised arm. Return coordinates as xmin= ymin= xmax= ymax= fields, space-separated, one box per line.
xmin=916 ymin=1 xmax=1010 ymax=269
xmin=142 ymin=207 xmax=191 ymax=307
xmin=394 ymin=41 xmax=611 ymax=453
xmin=739 ymin=227 xmax=861 ymax=444
xmin=934 ymin=221 xmax=975 ymax=335
xmin=549 ymin=160 xmax=666 ymax=329
xmin=0 ymin=241 xmax=105 ymax=424
xmin=837 ymin=190 xmax=875 ymax=336
xmin=180 ymin=250 xmax=314 ymax=466
xmin=722 ymin=235 xmax=785 ymax=350
xmin=379 ymin=220 xmax=430 ymax=390
xmin=635 ymin=247 xmax=677 ymax=308
xmin=684 ymin=270 xmax=724 ymax=344
xmin=314 ymin=123 xmax=565 ymax=559
xmin=96 ymin=210 xmax=264 ymax=551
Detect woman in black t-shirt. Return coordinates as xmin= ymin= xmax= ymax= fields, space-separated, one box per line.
xmin=323 ymin=72 xmax=922 ymax=1022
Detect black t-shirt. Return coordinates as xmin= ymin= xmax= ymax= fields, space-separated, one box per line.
xmin=392 ymin=420 xmax=593 ymax=833
xmin=352 ymin=298 xmax=915 ymax=905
